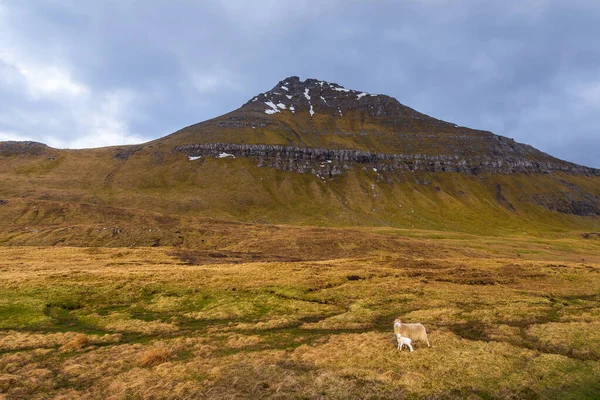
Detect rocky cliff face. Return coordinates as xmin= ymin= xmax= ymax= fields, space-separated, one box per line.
xmin=174 ymin=142 xmax=599 ymax=176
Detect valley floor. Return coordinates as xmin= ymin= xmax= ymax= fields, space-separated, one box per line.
xmin=1 ymin=230 xmax=600 ymax=399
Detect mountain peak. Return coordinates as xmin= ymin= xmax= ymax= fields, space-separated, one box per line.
xmin=241 ymin=76 xmax=406 ymax=118
xmin=270 ymin=76 xmax=366 ymax=96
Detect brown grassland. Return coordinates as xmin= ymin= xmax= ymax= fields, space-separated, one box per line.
xmin=1 ymin=227 xmax=600 ymax=399
xmin=3 ymin=84 xmax=600 ymax=399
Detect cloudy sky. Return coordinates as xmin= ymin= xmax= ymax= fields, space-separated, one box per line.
xmin=1 ymin=1 xmax=599 ymax=167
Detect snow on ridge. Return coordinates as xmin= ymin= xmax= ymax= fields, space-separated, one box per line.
xmin=304 ymin=88 xmax=311 ymax=100
xmin=309 ymin=105 xmax=314 ymax=117
xmin=257 ymin=80 xmax=379 ymax=113
xmin=188 ymin=156 xmax=202 ymax=161
xmin=290 ymin=106 xmax=295 ymax=113
xmin=264 ymin=101 xmax=281 ymax=115
xmin=218 ymin=152 xmax=235 ymax=158
xmin=265 ymin=101 xmax=278 ymax=110
xmin=332 ymin=86 xmax=350 ymax=93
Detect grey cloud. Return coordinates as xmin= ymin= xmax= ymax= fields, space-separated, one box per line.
xmin=0 ymin=0 xmax=598 ymax=167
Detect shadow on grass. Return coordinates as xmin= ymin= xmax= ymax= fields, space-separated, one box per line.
xmin=446 ymin=316 xmax=600 ymax=362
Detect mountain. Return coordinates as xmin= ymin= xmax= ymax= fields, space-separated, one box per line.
xmin=165 ymin=76 xmax=597 ymax=176
xmin=0 ymin=76 xmax=599 ymax=247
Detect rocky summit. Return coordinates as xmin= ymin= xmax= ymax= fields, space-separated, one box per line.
xmin=0 ymin=76 xmax=599 ymax=242
xmin=243 ymin=76 xmax=431 ymax=122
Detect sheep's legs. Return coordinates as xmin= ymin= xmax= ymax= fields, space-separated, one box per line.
xmin=397 ymin=342 xmax=413 ymax=352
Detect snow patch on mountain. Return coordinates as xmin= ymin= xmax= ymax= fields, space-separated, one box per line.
xmin=265 ymin=101 xmax=281 ymax=115
xmin=332 ymin=86 xmax=350 ymax=93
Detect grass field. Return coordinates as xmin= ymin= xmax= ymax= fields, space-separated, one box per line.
xmin=1 ymin=228 xmax=600 ymax=399
xmin=2 ymin=78 xmax=600 ymax=399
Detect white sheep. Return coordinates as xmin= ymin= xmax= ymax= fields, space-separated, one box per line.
xmin=396 ymin=334 xmax=413 ymax=352
xmin=393 ymin=318 xmax=431 ymax=348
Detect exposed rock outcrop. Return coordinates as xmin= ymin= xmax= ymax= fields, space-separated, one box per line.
xmin=113 ymin=146 xmax=143 ymax=160
xmin=0 ymin=141 xmax=51 ymax=156
xmin=174 ymin=142 xmax=600 ymax=176
xmin=531 ymin=181 xmax=600 ymax=216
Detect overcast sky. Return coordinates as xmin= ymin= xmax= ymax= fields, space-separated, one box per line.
xmin=1 ymin=1 xmax=599 ymax=167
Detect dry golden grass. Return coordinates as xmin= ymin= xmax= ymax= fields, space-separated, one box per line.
xmin=138 ymin=346 xmax=173 ymax=367
xmin=0 ymin=231 xmax=599 ymax=399
xmin=0 ymin=331 xmax=121 ymax=352
xmin=59 ymin=333 xmax=89 ymax=352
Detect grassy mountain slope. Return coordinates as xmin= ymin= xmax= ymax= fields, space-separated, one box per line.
xmin=1 ymin=77 xmax=599 ymax=245
xmin=0 ymin=143 xmax=598 ymax=246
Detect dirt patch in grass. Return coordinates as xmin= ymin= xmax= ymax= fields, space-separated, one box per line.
xmin=168 ymin=249 xmax=305 ymax=265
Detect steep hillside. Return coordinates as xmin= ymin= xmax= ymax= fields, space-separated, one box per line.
xmin=0 ymin=77 xmax=599 ymax=245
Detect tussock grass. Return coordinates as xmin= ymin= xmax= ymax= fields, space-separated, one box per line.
xmin=59 ymin=333 xmax=91 ymax=352
xmin=138 ymin=346 xmax=173 ymax=367
xmin=0 ymin=331 xmax=121 ymax=352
